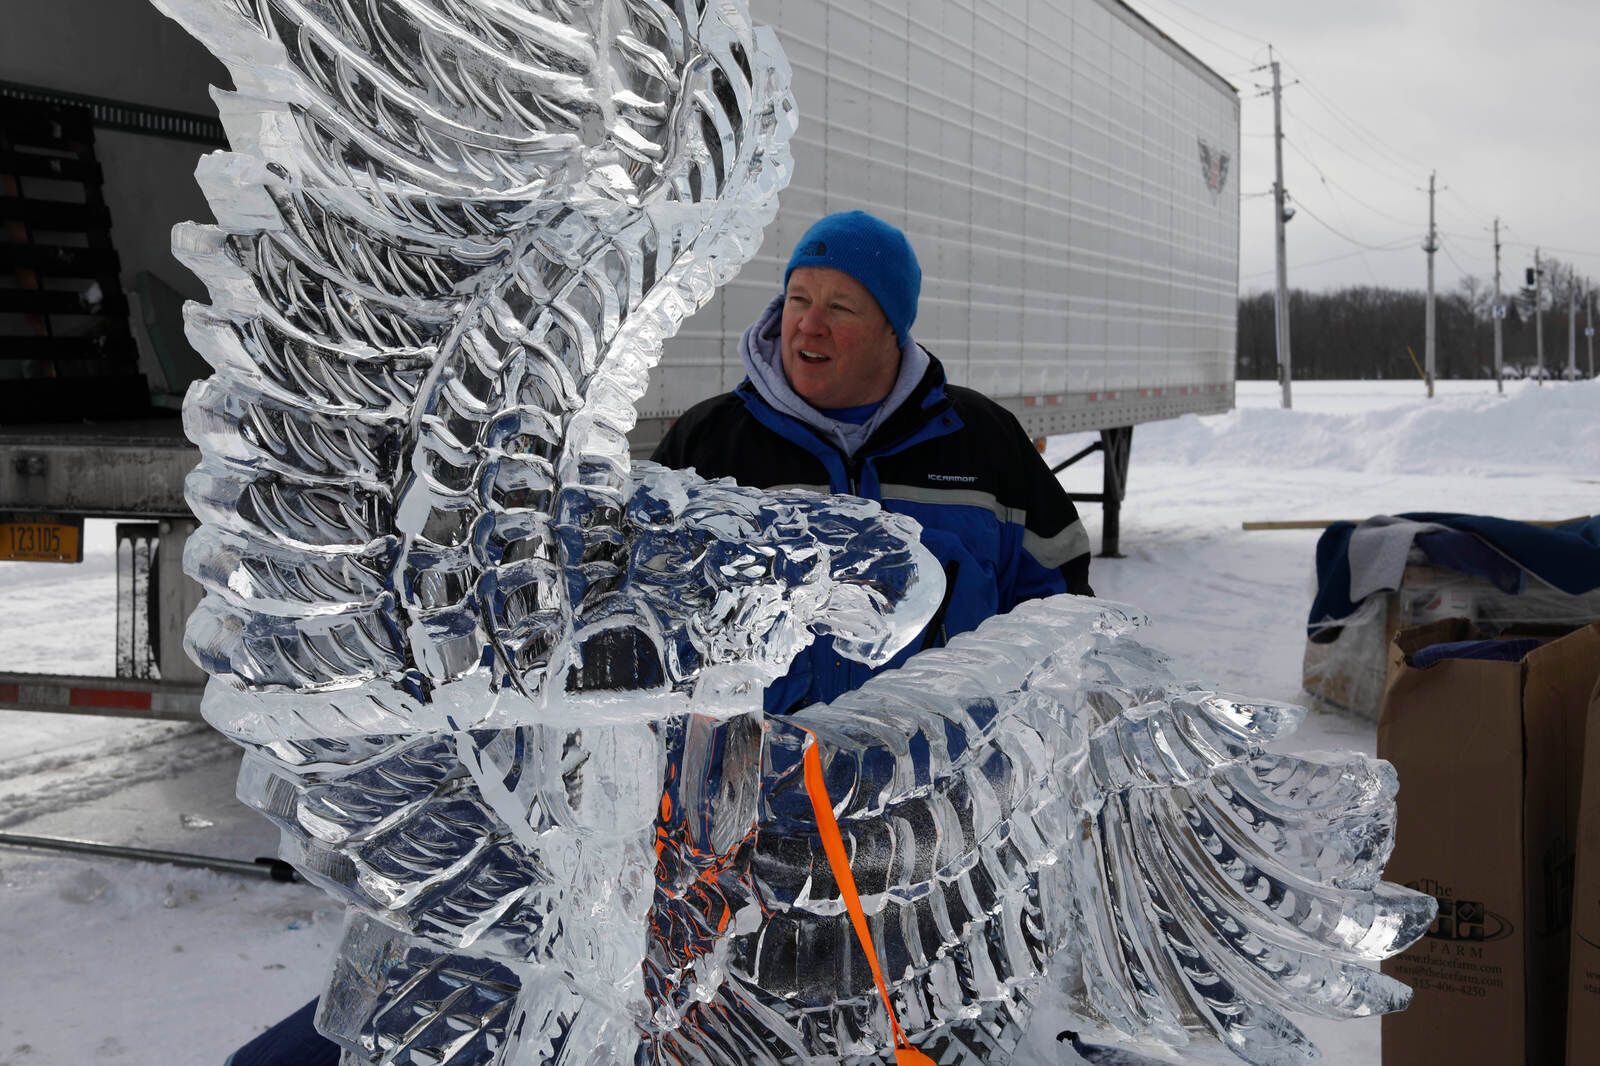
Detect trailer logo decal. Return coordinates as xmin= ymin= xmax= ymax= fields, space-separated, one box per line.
xmin=1198 ymin=139 xmax=1230 ymax=201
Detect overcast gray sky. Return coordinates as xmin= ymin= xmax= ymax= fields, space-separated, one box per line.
xmin=1129 ymin=0 xmax=1600 ymax=296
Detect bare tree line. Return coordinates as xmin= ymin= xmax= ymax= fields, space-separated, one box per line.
xmin=1237 ymin=257 xmax=1597 ymax=379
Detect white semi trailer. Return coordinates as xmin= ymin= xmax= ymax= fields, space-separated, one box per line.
xmin=0 ymin=0 xmax=1238 ymax=720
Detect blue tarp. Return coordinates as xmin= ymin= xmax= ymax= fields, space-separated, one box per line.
xmin=1309 ymin=513 xmax=1600 ymax=635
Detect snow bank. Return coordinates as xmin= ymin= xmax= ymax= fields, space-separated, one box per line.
xmin=1137 ymin=379 xmax=1600 ymax=477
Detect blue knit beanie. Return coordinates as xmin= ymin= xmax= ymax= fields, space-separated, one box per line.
xmin=784 ymin=211 xmax=921 ymax=348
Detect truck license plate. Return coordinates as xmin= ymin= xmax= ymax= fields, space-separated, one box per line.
xmin=0 ymin=512 xmax=84 ymax=563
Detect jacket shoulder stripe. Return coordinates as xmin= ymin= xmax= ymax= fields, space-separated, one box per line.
xmin=1024 ymin=520 xmax=1092 ymax=568
xmin=878 ymin=482 xmax=1023 ymax=526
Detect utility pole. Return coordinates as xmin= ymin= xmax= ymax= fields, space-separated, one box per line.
xmin=1534 ymin=247 xmax=1545 ymax=385
xmin=1270 ymin=51 xmax=1292 ymax=410
xmin=1423 ymin=172 xmax=1438 ymax=397
xmin=1492 ymin=218 xmax=1504 ymax=394
xmin=1588 ymin=289 xmax=1595 ymax=380
xmin=1569 ymin=267 xmax=1579 ymax=382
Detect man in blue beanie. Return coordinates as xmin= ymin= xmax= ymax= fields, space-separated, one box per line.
xmin=654 ymin=209 xmax=1093 ymax=714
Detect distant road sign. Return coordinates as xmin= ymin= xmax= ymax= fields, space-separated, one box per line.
xmin=1587 ymin=326 xmax=1596 ymax=337
xmin=1492 ymin=304 xmax=1508 ymax=319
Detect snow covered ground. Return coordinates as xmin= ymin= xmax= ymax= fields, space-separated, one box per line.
xmin=1 ymin=378 xmax=1594 ymax=1066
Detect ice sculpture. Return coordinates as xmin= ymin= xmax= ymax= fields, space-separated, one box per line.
xmin=155 ymin=0 xmax=1434 ymax=1063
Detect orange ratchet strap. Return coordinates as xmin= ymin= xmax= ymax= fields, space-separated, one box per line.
xmin=801 ymin=731 xmax=936 ymax=1066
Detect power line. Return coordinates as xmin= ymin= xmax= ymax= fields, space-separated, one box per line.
xmin=1282 ymin=103 xmax=1424 ymax=191
xmin=1234 ymin=45 xmax=1594 ymax=277
xmin=1282 ymin=76 xmax=1499 ymax=238
xmin=1431 ymin=193 xmax=1501 ymax=242
xmin=1274 ymin=60 xmax=1510 ymax=249
xmin=1286 ymin=92 xmax=1484 ymax=243
xmin=1164 ymin=30 xmax=1600 ymax=290
xmin=1129 ymin=0 xmax=1259 ymax=64
xmin=1439 ymin=186 xmax=1498 ymax=227
xmin=1279 ymin=136 xmax=1387 ymax=282
xmin=1440 ymin=240 xmax=1477 ymax=281
xmin=1437 ymin=228 xmax=1495 ymax=246
xmin=1136 ymin=0 xmax=1272 ymax=48
xmin=1280 ymin=59 xmax=1434 ymax=178
xmin=1266 ymin=85 xmax=1444 ymax=284
xmin=1501 ymin=240 xmax=1600 ymax=268
xmin=1283 ymin=136 xmax=1420 ymax=227
xmin=1242 ymin=243 xmax=1412 ymax=281
xmin=1245 ymin=48 xmax=1450 ymax=215
xmin=1294 ymin=199 xmax=1418 ymax=252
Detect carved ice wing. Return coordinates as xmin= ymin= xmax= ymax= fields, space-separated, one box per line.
xmin=160 ymin=0 xmax=797 ymax=728
xmin=645 ymin=596 xmax=1434 ymax=1065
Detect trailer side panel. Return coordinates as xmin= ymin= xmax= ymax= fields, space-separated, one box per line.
xmin=634 ymin=0 xmax=1240 ymax=449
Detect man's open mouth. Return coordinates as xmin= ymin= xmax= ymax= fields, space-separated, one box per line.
xmin=798 ymin=350 xmax=829 ymax=363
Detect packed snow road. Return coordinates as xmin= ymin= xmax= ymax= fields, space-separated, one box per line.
xmin=1 ymin=379 xmax=1595 ymax=1065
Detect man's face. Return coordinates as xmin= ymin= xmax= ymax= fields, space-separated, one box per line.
xmin=780 ymin=266 xmax=902 ymax=409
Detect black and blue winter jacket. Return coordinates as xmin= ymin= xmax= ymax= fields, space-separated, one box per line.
xmin=651 ymin=353 xmax=1093 ymax=714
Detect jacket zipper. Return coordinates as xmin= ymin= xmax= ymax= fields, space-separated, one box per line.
xmin=846 ymin=456 xmax=863 ymax=496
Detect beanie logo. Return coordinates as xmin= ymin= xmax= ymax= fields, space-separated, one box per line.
xmin=799 ymin=240 xmax=828 ymax=256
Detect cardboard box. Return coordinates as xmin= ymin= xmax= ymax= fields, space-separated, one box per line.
xmin=1569 ymin=678 xmax=1600 ymax=1066
xmin=1378 ymin=620 xmax=1600 ymax=1066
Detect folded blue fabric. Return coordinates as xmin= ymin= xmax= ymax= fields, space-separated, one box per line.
xmin=1309 ymin=513 xmax=1600 ymax=635
xmin=1412 ymin=530 xmax=1525 ymax=594
xmin=1409 ymin=637 xmax=1549 ymax=670
xmin=227 ymin=999 xmax=339 ymax=1066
